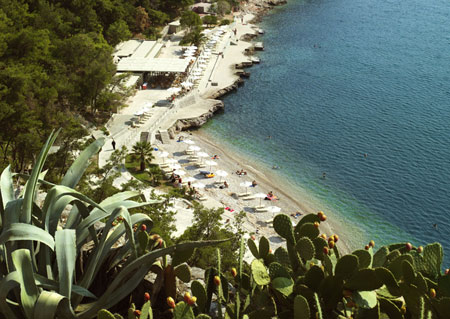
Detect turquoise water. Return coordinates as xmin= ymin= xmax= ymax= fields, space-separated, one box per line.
xmin=202 ymin=0 xmax=450 ymax=265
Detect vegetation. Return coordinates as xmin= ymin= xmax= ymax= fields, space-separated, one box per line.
xmin=0 ymin=0 xmax=193 ymax=173
xmin=0 ymin=132 xmax=226 ymax=319
xmin=203 ymin=15 xmax=219 ymax=28
xmin=131 ymin=141 xmax=154 ymax=172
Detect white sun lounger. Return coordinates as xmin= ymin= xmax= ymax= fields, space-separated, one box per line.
xmin=242 ymin=195 xmax=256 ymax=200
xmin=255 ymin=207 xmax=268 ymax=212
xmin=238 ymin=192 xmax=251 ymax=197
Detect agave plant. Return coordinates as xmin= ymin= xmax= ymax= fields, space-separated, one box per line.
xmin=0 ymin=131 xmax=226 ymax=319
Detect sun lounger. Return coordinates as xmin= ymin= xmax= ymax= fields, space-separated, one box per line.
xmin=265 ymin=219 xmax=273 ymax=224
xmin=185 ymin=150 xmax=194 ymax=155
xmin=195 ymin=163 xmax=206 ymax=168
xmin=242 ymin=195 xmax=256 ymax=200
xmin=159 ymin=163 xmax=169 ymax=168
xmin=238 ymin=192 xmax=251 ymax=197
xmin=255 ymin=207 xmax=268 ymax=212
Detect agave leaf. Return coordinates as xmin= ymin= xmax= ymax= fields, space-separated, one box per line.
xmin=12 ymin=249 xmax=40 ymax=319
xmin=19 ymin=170 xmax=49 ymax=198
xmin=3 ymin=199 xmax=24 ymax=228
xmin=61 ymin=137 xmax=105 ymax=189
xmin=0 ymin=271 xmax=21 ymax=319
xmin=76 ymin=201 xmax=154 ymax=249
xmin=42 ymin=185 xmax=110 ymax=236
xmin=33 ymin=290 xmax=76 ymax=319
xmin=1 ymin=165 xmax=15 ymax=210
xmin=120 ymin=207 xmax=138 ymax=260
xmin=22 ymin=130 xmax=59 ymax=223
xmin=34 ymin=274 xmax=97 ymax=299
xmin=55 ymin=230 xmax=76 ymax=298
xmin=0 ymin=223 xmax=55 ymax=250
xmin=98 ymin=191 xmax=141 ymax=206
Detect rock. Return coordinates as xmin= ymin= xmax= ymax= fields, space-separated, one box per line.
xmin=174 ymin=100 xmax=224 ymax=131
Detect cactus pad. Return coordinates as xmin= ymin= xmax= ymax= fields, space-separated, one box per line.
xmin=173 ymin=301 xmax=195 ymax=319
xmin=273 ymin=214 xmax=296 ymax=243
xmin=345 ymin=268 xmax=383 ymax=291
xmin=174 ymin=263 xmax=191 ymax=283
xmin=247 ymin=237 xmax=260 ymax=259
xmin=259 ymin=236 xmax=270 ymax=259
xmin=251 ymin=259 xmax=271 ymax=286
xmin=274 ymin=247 xmax=291 ymax=269
xmin=295 ymin=214 xmax=321 ymax=232
xmin=352 ymin=249 xmax=372 ymax=269
xmin=388 ymin=254 xmax=414 ymax=281
xmin=353 ymin=291 xmax=377 ymax=309
xmin=191 ymin=280 xmax=207 ymax=313
xmin=296 ymin=223 xmax=320 ymax=241
xmin=401 ymin=260 xmax=416 ymax=284
xmin=305 ymin=265 xmax=325 ymax=292
xmin=294 ymin=295 xmax=310 ymax=319
xmin=172 ymin=247 xmax=195 ymax=267
xmin=378 ymin=298 xmax=402 ymax=319
xmin=296 ymin=237 xmax=315 ymax=261
xmin=272 ymin=276 xmax=294 ymax=297
xmin=423 ymin=243 xmax=444 ymax=279
xmin=141 ymin=300 xmax=152 ymax=319
xmin=312 ymin=237 xmax=328 ymax=260
xmin=373 ymin=246 xmax=389 ymax=268
xmin=334 ymin=254 xmax=358 ymax=279
xmin=269 ymin=262 xmax=291 ymax=279
xmin=195 ymin=315 xmax=212 ymax=319
xmin=374 ymin=267 xmax=401 ymax=297
xmin=97 ymin=310 xmax=116 ymax=319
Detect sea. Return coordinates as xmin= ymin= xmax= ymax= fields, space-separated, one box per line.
xmin=201 ymin=0 xmax=450 ymax=266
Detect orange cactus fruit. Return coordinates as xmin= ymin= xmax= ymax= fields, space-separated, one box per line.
xmin=214 ymin=275 xmax=221 ymax=286
xmin=157 ymin=238 xmax=163 ymax=247
xmin=333 ymin=234 xmax=339 ymax=242
xmin=320 ymin=234 xmax=327 ymax=240
xmin=231 ymin=268 xmax=237 ymax=277
xmin=251 ymin=235 xmax=256 ymax=240
xmin=134 ymin=310 xmax=141 ymax=316
xmin=328 ymin=240 xmax=335 ymax=249
xmin=369 ymin=240 xmax=375 ymax=248
xmin=317 ymin=211 xmax=324 ymax=218
xmin=167 ymin=296 xmax=176 ymax=308
xmin=365 ymin=245 xmax=370 ymax=250
xmin=144 ymin=292 xmax=150 ymax=301
xmin=187 ymin=296 xmax=197 ymax=306
xmin=323 ymin=247 xmax=329 ymax=255
xmin=430 ymin=288 xmax=436 ymax=298
xmin=405 ymin=242 xmax=412 ymax=251
xmin=150 ymin=234 xmax=159 ymax=241
xmin=417 ymin=246 xmax=423 ymax=253
xmin=184 ymin=292 xmax=191 ymax=303
xmin=141 ymin=224 xmax=147 ymax=231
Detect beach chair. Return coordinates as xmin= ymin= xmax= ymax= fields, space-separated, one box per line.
xmin=238 ymin=192 xmax=251 ymax=197
xmin=195 ymin=163 xmax=206 ymax=168
xmin=242 ymin=195 xmax=256 ymax=200
xmin=255 ymin=206 xmax=268 ymax=212
xmin=185 ymin=150 xmax=194 ymax=155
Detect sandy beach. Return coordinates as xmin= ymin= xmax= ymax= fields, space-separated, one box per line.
xmin=99 ymin=9 xmax=352 ymax=254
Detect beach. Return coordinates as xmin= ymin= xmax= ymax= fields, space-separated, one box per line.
xmin=101 ymin=7 xmax=354 ymax=255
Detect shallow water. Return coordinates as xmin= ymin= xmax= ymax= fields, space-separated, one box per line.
xmin=202 ymin=0 xmax=450 ymax=266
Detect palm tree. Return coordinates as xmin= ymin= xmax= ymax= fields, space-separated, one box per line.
xmin=132 ymin=141 xmax=154 ymax=171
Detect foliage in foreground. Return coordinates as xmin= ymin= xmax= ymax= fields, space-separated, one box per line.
xmin=0 ymin=131 xmax=226 ymax=319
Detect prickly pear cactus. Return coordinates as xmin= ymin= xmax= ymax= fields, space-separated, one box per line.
xmin=174 ymin=263 xmax=191 ymax=283
xmin=294 ymin=295 xmax=310 ymax=319
xmin=259 ymin=236 xmax=270 ymax=259
xmin=251 ymin=259 xmax=271 ymax=286
xmin=191 ymin=280 xmax=207 ymax=313
xmin=273 ymin=214 xmax=296 ymax=243
xmin=247 ymin=237 xmax=260 ymax=259
xmin=173 ymin=301 xmax=195 ymax=319
xmin=97 ymin=309 xmax=116 ymax=319
xmin=296 ymin=237 xmax=315 ymax=261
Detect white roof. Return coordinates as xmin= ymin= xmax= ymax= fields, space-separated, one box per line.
xmin=124 ymin=75 xmax=141 ymax=88
xmin=131 ymin=41 xmax=157 ymax=58
xmin=114 ymin=40 xmax=142 ymax=57
xmin=147 ymin=43 xmax=163 ymax=58
xmin=116 ymin=58 xmax=190 ymax=73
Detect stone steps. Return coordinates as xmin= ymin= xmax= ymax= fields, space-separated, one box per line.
xmin=159 ymin=130 xmax=171 ymax=144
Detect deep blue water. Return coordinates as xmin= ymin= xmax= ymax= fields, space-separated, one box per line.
xmin=202 ymin=0 xmax=450 ymax=265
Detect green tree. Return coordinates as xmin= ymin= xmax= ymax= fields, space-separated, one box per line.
xmin=106 ymin=19 xmax=131 ymax=46
xmin=180 ymin=11 xmax=202 ymax=32
xmin=132 ymin=141 xmax=154 ymax=171
xmin=213 ymin=0 xmax=231 ymax=16
xmin=202 ymin=15 xmax=218 ymax=27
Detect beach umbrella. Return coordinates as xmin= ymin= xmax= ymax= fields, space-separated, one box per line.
xmin=205 ymin=160 xmax=218 ymax=171
xmin=183 ymin=139 xmax=195 ymax=145
xmin=188 ymin=145 xmax=201 ymax=152
xmin=240 ymin=181 xmax=253 ymax=194
xmin=181 ymin=81 xmax=193 ymax=88
xmin=192 ymin=182 xmax=205 ymax=189
xmin=267 ymin=206 xmax=281 ymax=217
xmin=168 ymin=164 xmax=181 ymax=170
xmin=215 ymin=170 xmax=228 ymax=182
xmin=167 ymin=87 xmax=182 ymax=94
xmin=188 ymin=45 xmax=198 ymax=49
xmin=166 ymin=158 xmax=177 ymax=164
xmin=197 ymin=152 xmax=210 ymax=163
xmin=158 ymin=151 xmax=169 ymax=163
xmin=254 ymin=192 xmax=267 ymax=207
xmin=173 ymin=170 xmax=186 ymax=176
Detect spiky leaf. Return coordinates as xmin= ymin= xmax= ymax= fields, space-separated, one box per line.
xmin=251 ymin=259 xmax=270 ymax=286
xmin=297 ymin=237 xmax=315 ymax=261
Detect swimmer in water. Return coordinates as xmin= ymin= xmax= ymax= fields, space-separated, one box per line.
xmin=364 ymin=153 xmax=368 ymax=158
xmin=322 ymin=172 xmax=326 ymax=179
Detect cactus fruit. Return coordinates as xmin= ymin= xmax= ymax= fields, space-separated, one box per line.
xmin=446 ymin=269 xmax=450 ymax=275
xmin=314 ymin=222 xmax=319 ymax=228
xmin=405 ymin=242 xmax=413 ymax=251
xmin=231 ymin=268 xmax=237 ymax=278
xmin=144 ymin=292 xmax=150 ymax=301
xmin=328 ymin=240 xmax=335 ymax=249
xmin=430 ymin=288 xmax=436 ymax=298
xmin=184 ymin=292 xmax=191 ymax=303
xmin=188 ymin=296 xmax=197 ymax=306
xmin=369 ymin=240 xmax=375 ymax=248
xmin=141 ymin=224 xmax=147 ymax=231
xmin=320 ymin=234 xmax=327 ymax=240
xmin=214 ymin=275 xmax=221 ymax=286
xmin=167 ymin=297 xmax=176 ymax=308
xmin=251 ymin=235 xmax=256 ymax=240
xmin=365 ymin=245 xmax=370 ymax=250
xmin=323 ymin=247 xmax=329 ymax=255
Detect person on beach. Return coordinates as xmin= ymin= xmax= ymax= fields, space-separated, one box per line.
xmin=112 ymin=139 xmax=116 ymax=150
xmin=252 ymin=180 xmax=258 ymax=187
xmin=220 ymin=181 xmax=229 ymax=189
xmin=212 ymin=154 xmax=220 ymax=159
